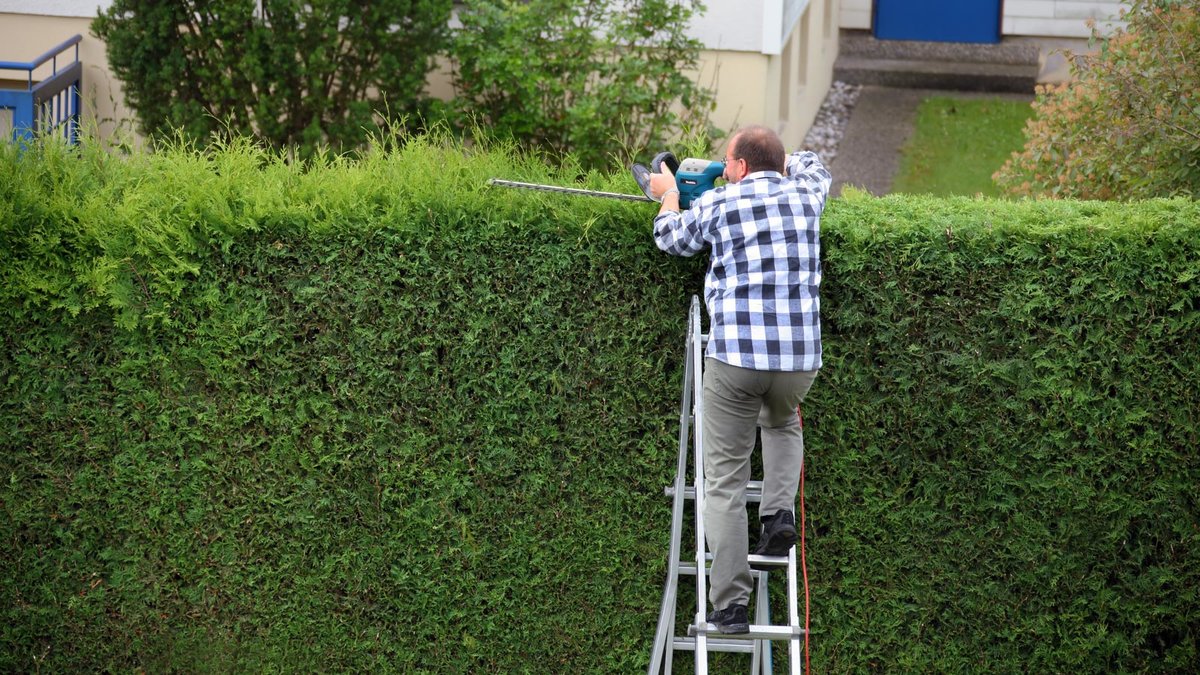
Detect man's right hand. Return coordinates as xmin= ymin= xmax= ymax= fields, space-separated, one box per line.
xmin=650 ymin=164 xmax=678 ymax=201
xmin=651 ymin=165 xmax=682 ymax=215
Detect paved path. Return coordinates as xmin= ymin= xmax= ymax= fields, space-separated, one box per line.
xmin=830 ymin=86 xmax=1034 ymax=197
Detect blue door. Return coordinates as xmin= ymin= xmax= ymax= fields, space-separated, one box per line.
xmin=874 ymin=0 xmax=1002 ymax=43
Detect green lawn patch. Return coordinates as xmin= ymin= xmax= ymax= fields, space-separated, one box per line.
xmin=891 ymin=96 xmax=1034 ymax=197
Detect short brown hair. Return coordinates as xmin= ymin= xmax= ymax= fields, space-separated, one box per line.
xmin=730 ymin=125 xmax=785 ymax=174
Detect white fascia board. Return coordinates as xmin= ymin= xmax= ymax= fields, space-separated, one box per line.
xmin=762 ymin=0 xmax=810 ymax=55
xmin=689 ymin=0 xmax=767 ymax=52
xmin=0 ymin=0 xmax=113 ymax=17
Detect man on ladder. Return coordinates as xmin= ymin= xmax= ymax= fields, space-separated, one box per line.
xmin=648 ymin=125 xmax=831 ymax=635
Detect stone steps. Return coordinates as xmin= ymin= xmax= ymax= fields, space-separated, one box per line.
xmin=834 ymin=29 xmax=1040 ymax=93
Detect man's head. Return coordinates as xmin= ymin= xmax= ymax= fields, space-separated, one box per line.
xmin=723 ymin=125 xmax=785 ymax=183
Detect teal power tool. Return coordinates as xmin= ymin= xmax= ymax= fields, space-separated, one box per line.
xmin=488 ymin=152 xmax=725 ymax=209
xmin=632 ymin=152 xmax=725 ymax=208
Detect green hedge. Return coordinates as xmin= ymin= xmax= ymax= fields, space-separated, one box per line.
xmin=1 ymin=137 xmax=1197 ymax=672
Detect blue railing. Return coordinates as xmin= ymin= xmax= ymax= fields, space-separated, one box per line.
xmin=0 ymin=34 xmax=83 ymax=145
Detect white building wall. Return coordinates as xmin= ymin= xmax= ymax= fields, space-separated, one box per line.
xmin=689 ymin=0 xmax=768 ymax=52
xmin=1003 ymin=1 xmax=1127 ymax=37
xmin=0 ymin=0 xmax=111 ymax=16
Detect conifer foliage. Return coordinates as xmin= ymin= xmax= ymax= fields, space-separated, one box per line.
xmin=2 ymin=136 xmax=1198 ymax=672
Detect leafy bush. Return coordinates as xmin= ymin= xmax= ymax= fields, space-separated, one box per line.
xmin=449 ymin=0 xmax=719 ymax=169
xmin=92 ymin=0 xmax=453 ymax=157
xmin=91 ymin=0 xmax=717 ymax=168
xmin=2 ymin=136 xmax=1198 ymax=672
xmin=994 ymin=0 xmax=1200 ymax=199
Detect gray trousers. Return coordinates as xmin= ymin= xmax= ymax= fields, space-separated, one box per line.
xmin=702 ymin=357 xmax=817 ymax=610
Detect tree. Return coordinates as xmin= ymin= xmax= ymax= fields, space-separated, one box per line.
xmin=93 ymin=0 xmax=453 ymax=156
xmin=448 ymin=0 xmax=719 ymax=169
xmin=994 ymin=0 xmax=1200 ymax=199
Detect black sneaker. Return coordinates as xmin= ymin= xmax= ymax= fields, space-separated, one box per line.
xmin=753 ymin=511 xmax=798 ymax=557
xmin=706 ymin=603 xmax=750 ymax=634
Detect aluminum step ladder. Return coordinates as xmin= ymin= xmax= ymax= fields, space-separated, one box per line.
xmin=648 ymin=295 xmax=806 ymax=675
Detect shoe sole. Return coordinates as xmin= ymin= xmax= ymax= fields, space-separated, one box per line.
xmin=755 ymin=528 xmax=798 ymax=557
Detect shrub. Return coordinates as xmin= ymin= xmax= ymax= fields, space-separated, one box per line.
xmin=994 ymin=0 xmax=1200 ymax=199
xmin=92 ymin=0 xmax=453 ymax=157
xmin=448 ymin=0 xmax=719 ymax=169
xmin=2 ymin=136 xmax=1197 ymax=672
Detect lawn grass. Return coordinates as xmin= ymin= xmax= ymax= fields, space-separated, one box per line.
xmin=891 ymin=96 xmax=1034 ymax=197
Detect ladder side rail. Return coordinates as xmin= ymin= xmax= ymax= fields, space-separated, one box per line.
xmin=787 ymin=544 xmax=803 ymax=674
xmin=647 ymin=299 xmax=698 ymax=675
xmin=753 ymin=570 xmax=769 ymax=675
xmin=690 ymin=296 xmax=709 ymax=674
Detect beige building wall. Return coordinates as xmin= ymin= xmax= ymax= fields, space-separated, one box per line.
xmin=0 ymin=12 xmax=137 ymax=143
xmin=695 ymin=0 xmax=840 ymax=152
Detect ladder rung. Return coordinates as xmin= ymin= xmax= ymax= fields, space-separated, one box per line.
xmin=671 ymin=637 xmax=756 ymax=653
xmin=679 ymin=564 xmax=777 ymax=578
xmin=678 ymin=554 xmax=788 ymax=576
xmin=688 ymin=624 xmax=806 ymax=640
xmin=664 ymin=480 xmax=764 ymax=501
xmin=749 ymin=553 xmax=789 ymax=567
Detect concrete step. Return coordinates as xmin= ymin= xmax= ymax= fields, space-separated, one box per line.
xmin=839 ymin=30 xmax=1040 ymax=65
xmin=834 ymin=55 xmax=1039 ymax=93
xmin=835 ymin=29 xmax=1040 ymax=93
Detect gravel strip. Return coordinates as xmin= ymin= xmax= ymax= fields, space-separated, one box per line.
xmin=802 ymin=81 xmax=863 ymax=167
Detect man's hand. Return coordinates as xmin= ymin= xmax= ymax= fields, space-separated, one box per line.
xmin=650 ymin=165 xmax=681 ymax=214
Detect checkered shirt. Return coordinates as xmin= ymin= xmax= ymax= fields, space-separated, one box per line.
xmin=653 ymin=151 xmax=830 ymax=372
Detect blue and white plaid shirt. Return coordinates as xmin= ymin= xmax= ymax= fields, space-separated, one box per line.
xmin=653 ymin=151 xmax=830 ymax=372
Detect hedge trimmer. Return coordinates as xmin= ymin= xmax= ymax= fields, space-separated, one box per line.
xmin=489 ymin=152 xmax=725 ymax=209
